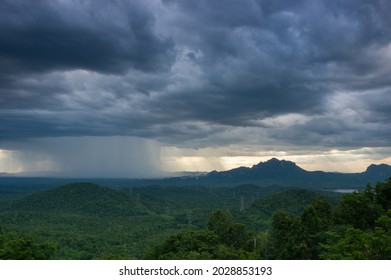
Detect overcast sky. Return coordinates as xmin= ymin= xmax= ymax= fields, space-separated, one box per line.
xmin=1 ymin=0 xmax=391 ymax=177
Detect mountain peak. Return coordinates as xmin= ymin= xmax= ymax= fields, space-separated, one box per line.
xmin=202 ymin=158 xmax=391 ymax=187
xmin=365 ymin=163 xmax=391 ymax=175
xmin=252 ymin=158 xmax=298 ymax=169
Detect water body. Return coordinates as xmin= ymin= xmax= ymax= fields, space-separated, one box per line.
xmin=333 ymin=189 xmax=358 ymax=193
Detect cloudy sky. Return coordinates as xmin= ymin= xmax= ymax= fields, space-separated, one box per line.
xmin=1 ymin=0 xmax=391 ymax=177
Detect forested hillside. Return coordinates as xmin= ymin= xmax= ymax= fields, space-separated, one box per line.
xmin=0 ymin=178 xmax=390 ymax=259
xmin=147 ymin=178 xmax=391 ymax=259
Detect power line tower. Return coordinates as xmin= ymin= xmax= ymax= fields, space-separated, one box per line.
xmin=187 ymin=210 xmax=192 ymax=226
xmin=240 ymin=196 xmax=245 ymax=212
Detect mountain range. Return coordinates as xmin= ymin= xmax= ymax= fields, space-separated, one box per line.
xmin=1 ymin=158 xmax=390 ymax=190
xmin=174 ymin=158 xmax=391 ymax=189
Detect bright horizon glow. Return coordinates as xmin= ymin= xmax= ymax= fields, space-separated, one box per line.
xmin=2 ymin=144 xmax=391 ymax=177
xmin=161 ymin=147 xmax=391 ymax=174
xmin=0 ymin=149 xmax=24 ymax=173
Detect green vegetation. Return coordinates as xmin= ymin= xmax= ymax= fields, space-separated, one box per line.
xmin=147 ymin=178 xmax=391 ymax=260
xmin=0 ymin=232 xmax=57 ymax=260
xmin=0 ymin=178 xmax=390 ymax=259
xmin=145 ymin=209 xmax=256 ymax=260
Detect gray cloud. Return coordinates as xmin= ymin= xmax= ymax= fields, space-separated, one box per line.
xmin=0 ymin=0 xmax=175 ymax=74
xmin=1 ymin=0 xmax=391 ymax=160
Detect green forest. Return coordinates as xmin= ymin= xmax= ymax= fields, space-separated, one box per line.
xmin=0 ymin=178 xmax=390 ymax=260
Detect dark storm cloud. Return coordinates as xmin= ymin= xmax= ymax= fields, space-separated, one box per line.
xmin=151 ymin=0 xmax=391 ymax=145
xmin=0 ymin=0 xmax=391 ymax=150
xmin=0 ymin=0 xmax=175 ymax=74
xmin=156 ymin=0 xmax=391 ymax=115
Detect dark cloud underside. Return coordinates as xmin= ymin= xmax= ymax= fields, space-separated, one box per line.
xmin=0 ymin=0 xmax=175 ymax=74
xmin=0 ymin=0 xmax=390 ymax=151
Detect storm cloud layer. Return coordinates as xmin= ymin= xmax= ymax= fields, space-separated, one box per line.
xmin=1 ymin=0 xmax=391 ymax=175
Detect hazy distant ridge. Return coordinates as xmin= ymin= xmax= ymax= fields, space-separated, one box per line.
xmin=200 ymin=158 xmax=391 ymax=188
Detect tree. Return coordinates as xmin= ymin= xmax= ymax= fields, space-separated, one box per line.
xmin=270 ymin=209 xmax=306 ymax=259
xmin=207 ymin=209 xmax=248 ymax=249
xmin=335 ymin=187 xmax=383 ymax=230
xmin=0 ymin=232 xmax=57 ymax=260
xmin=256 ymin=231 xmax=271 ymax=259
xmin=320 ymin=227 xmax=375 ymax=259
xmin=300 ymin=197 xmax=333 ymax=259
xmin=375 ymin=178 xmax=391 ymax=211
xmin=301 ymin=197 xmax=333 ymax=234
xmin=144 ymin=229 xmax=219 ymax=260
xmin=372 ymin=210 xmax=391 ymax=259
xmin=145 ymin=209 xmax=255 ymax=260
xmin=320 ymin=210 xmax=391 ymax=260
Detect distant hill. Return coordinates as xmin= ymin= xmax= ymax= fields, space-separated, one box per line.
xmin=236 ymin=188 xmax=332 ymax=231
xmin=3 ymin=183 xmax=149 ymax=216
xmin=207 ymin=158 xmax=306 ymax=180
xmin=250 ymin=189 xmax=322 ymax=216
xmin=364 ymin=164 xmax=391 ymax=180
xmin=193 ymin=158 xmax=391 ymax=188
